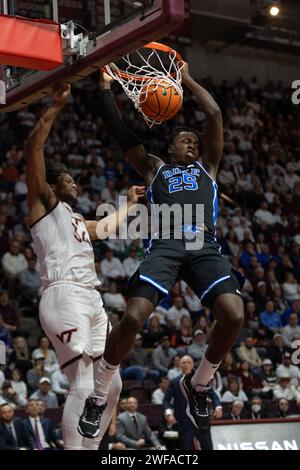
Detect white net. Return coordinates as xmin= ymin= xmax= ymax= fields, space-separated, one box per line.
xmin=105 ymin=43 xmax=184 ymax=127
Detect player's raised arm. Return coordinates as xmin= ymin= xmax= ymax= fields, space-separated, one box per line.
xmin=181 ymin=62 xmax=223 ymax=178
xmin=25 ymin=84 xmax=70 ymax=221
xmin=99 ymin=70 xmax=163 ymax=184
xmin=85 ymin=185 xmax=146 ymax=240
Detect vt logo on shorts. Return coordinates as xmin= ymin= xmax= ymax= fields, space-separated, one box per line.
xmin=56 ymin=328 xmax=78 ymax=344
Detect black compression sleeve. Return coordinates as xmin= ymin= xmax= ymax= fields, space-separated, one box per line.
xmin=100 ymin=89 xmax=141 ymax=152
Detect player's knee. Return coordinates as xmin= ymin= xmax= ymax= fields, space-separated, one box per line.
xmin=221 ymin=305 xmax=244 ymax=333
xmin=122 ymin=309 xmax=144 ymax=332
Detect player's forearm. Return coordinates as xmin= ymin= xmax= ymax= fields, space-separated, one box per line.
xmin=100 ymin=199 xmax=135 ymax=237
xmin=100 ymin=89 xmax=141 ymax=152
xmin=26 ymin=104 xmax=62 ymax=150
xmin=183 ymin=76 xmax=221 ymax=117
xmin=87 ymin=199 xmax=136 ymax=240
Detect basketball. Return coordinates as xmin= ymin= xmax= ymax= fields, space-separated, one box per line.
xmin=139 ymin=80 xmax=183 ymax=123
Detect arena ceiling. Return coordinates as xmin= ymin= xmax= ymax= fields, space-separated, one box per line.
xmin=190 ymin=0 xmax=300 ymax=56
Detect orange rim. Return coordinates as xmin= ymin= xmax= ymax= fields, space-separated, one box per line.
xmin=104 ymin=42 xmax=183 ymax=83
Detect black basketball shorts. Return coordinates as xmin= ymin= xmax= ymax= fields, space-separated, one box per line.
xmin=128 ymin=238 xmax=245 ymax=309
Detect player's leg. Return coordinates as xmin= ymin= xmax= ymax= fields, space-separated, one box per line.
xmin=181 ymin=249 xmax=244 ymax=428
xmin=82 ymin=362 xmax=122 ymax=449
xmin=62 ymin=354 xmax=94 ymax=450
xmin=79 ymin=295 xmax=123 ymax=443
xmin=39 ymin=284 xmax=95 ymax=448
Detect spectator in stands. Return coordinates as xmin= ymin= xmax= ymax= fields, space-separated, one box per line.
xmin=282 ymin=313 xmax=300 ymax=347
xmin=51 ymin=368 xmax=69 ymax=406
xmin=151 ymin=336 xmax=177 ymax=377
xmin=0 ymin=313 xmax=12 ymax=349
xmin=30 ymin=377 xmax=59 ymax=409
xmin=282 ymin=273 xmax=300 ymax=303
xmin=0 ymin=403 xmax=32 ymax=450
xmin=187 ymin=329 xmax=207 ymax=363
xmin=254 ymin=201 xmax=275 ymax=225
xmin=281 ymin=299 xmax=300 ymax=326
xmin=276 ymin=352 xmax=300 ymax=387
xmin=100 ymin=248 xmax=126 ymax=282
xmin=1 ymin=240 xmax=27 ymax=280
xmin=219 ymin=352 xmax=239 ymax=389
xmin=26 ymin=355 xmax=50 ymax=393
xmin=221 ymin=377 xmax=248 ymax=403
xmin=121 ymin=334 xmax=160 ymax=381
xmin=166 ymin=296 xmax=189 ymax=330
xmin=268 ymin=333 xmax=289 ymax=368
xmin=236 ymin=336 xmax=262 ymax=371
xmin=223 ymin=400 xmax=247 ymax=420
xmin=116 ymin=396 xmax=163 ymax=449
xmin=171 ymin=315 xmax=193 ymax=352
xmin=275 ymin=398 xmax=291 ymax=418
xmin=183 ymin=286 xmax=202 ymax=320
xmin=142 ymin=315 xmax=171 ymax=348
xmin=151 ymin=377 xmax=170 ymax=405
xmin=122 ymin=247 xmax=140 ymax=278
xmin=0 ymin=380 xmax=27 ymax=409
xmin=32 ymin=337 xmax=59 ymax=375
xmin=238 ymin=360 xmax=262 ymax=397
xmin=167 ymin=355 xmax=181 ymax=381
xmin=7 ymin=337 xmax=32 ymax=378
xmin=259 ymin=358 xmax=278 ymax=398
xmin=10 ymin=368 xmax=27 ymax=406
xmin=273 ymin=374 xmax=300 ymax=404
xmin=259 ymin=300 xmax=282 ymax=334
xmin=18 ymin=257 xmax=41 ymax=300
xmin=23 ymin=399 xmax=62 ymax=449
xmin=158 ymin=408 xmax=179 ymax=450
xmin=0 ymin=290 xmax=22 ymax=334
xmin=103 ymin=282 xmax=126 ymax=312
xmin=247 ymin=396 xmax=269 ymax=419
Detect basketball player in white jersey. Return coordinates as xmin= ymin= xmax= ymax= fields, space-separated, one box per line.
xmin=25 ymin=83 xmax=145 ymax=450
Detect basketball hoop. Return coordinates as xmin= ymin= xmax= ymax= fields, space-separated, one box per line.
xmin=104 ymin=42 xmax=184 ymax=127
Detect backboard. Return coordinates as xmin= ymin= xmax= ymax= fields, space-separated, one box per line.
xmin=0 ymin=0 xmax=185 ymax=112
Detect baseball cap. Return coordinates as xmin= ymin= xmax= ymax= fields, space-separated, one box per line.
xmin=283 ymin=351 xmax=291 ymax=359
xmin=34 ymin=353 xmax=45 ymax=361
xmin=161 ymin=336 xmax=170 ymax=342
xmin=262 ymin=358 xmax=272 ymax=366
xmin=164 ymin=408 xmax=174 ymax=417
xmin=194 ymin=329 xmax=204 ymax=336
xmin=257 ymin=281 xmax=266 ymax=287
xmin=39 ymin=377 xmax=51 ymax=384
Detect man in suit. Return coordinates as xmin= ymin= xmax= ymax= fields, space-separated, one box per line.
xmin=0 ymin=403 xmax=32 ymax=450
xmin=163 ymin=355 xmax=222 ymax=450
xmin=23 ymin=399 xmax=63 ymax=450
xmin=116 ymin=396 xmax=163 ymax=449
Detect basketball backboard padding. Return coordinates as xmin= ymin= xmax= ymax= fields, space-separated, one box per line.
xmin=0 ymin=0 xmax=185 ymax=112
xmin=0 ymin=15 xmax=63 ymax=71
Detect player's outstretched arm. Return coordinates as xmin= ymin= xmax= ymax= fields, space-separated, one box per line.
xmin=181 ymin=62 xmax=223 ymax=177
xmin=86 ymin=185 xmax=146 ymax=240
xmin=25 ymin=84 xmax=70 ymax=219
xmin=99 ymin=70 xmax=163 ymax=185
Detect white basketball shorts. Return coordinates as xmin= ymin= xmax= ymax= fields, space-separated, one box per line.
xmin=39 ymin=282 xmax=109 ymax=369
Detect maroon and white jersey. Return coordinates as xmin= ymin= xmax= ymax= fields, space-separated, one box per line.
xmin=30 ymin=201 xmax=100 ymax=290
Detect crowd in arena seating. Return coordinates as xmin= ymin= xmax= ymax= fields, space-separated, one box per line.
xmin=0 ymin=72 xmax=300 ymax=448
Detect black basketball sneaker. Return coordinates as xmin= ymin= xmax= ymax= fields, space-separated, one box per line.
xmin=77 ymin=396 xmax=106 ymax=439
xmin=180 ymin=372 xmax=210 ymax=429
